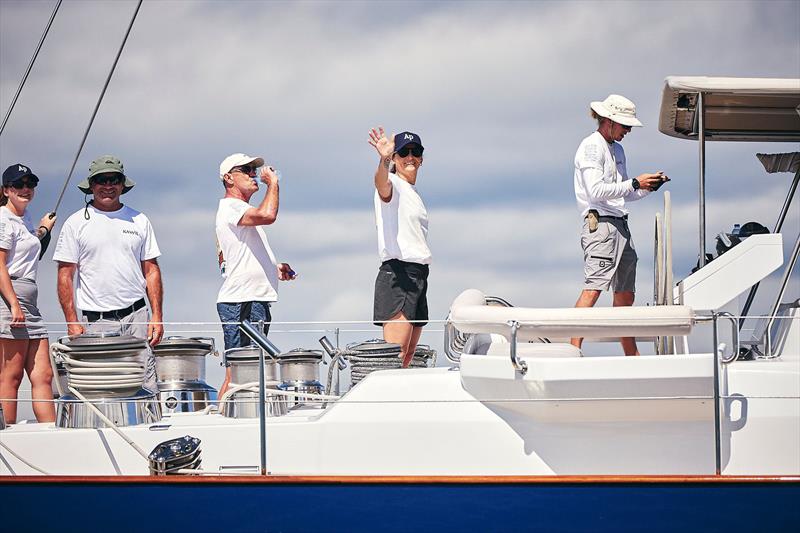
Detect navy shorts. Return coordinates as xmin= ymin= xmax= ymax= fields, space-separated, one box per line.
xmin=373 ymin=259 xmax=429 ymax=327
xmin=216 ymin=301 xmax=272 ymax=350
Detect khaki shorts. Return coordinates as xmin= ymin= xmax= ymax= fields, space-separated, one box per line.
xmin=581 ymin=218 xmax=637 ymax=292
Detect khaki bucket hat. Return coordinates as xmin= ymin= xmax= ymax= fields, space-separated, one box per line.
xmin=78 ymin=155 xmax=136 ymax=194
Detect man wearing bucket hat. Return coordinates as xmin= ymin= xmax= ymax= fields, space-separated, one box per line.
xmin=571 ymin=94 xmax=669 ymax=356
xmin=53 ymin=155 xmax=163 ymax=391
xmin=215 ymin=153 xmax=296 ymax=397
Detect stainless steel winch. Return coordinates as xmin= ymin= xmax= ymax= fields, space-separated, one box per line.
xmin=153 ymin=336 xmax=218 ymax=414
xmin=278 ymin=348 xmax=324 ymax=407
xmin=221 ymin=346 xmax=287 ymax=418
xmin=53 ymin=332 xmax=162 ymax=429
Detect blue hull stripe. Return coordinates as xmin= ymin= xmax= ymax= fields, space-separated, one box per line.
xmin=1 ymin=481 xmax=798 ymax=532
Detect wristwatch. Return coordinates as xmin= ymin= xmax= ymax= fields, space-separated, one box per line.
xmin=631 ymin=178 xmax=640 ymax=190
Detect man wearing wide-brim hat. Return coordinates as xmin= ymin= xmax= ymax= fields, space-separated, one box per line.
xmin=53 ymin=155 xmax=163 ymax=391
xmin=571 ymin=94 xmax=670 ymax=356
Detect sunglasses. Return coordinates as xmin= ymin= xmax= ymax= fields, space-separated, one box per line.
xmin=396 ymin=145 xmax=423 ymax=158
xmin=8 ymin=178 xmax=38 ymax=190
xmin=91 ymin=175 xmax=124 ymax=186
xmin=230 ymin=166 xmax=256 ymax=175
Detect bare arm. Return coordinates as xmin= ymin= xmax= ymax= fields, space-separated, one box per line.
xmin=57 ymin=261 xmax=84 ymax=336
xmin=368 ymin=126 xmax=394 ymax=202
xmin=142 ymin=258 xmax=163 ymax=347
xmin=0 ymin=250 xmax=24 ymax=327
xmin=239 ymin=167 xmax=280 ymax=226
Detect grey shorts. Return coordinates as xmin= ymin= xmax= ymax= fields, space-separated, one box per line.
xmin=0 ymin=278 xmax=48 ymax=339
xmin=581 ymin=217 xmax=637 ymax=292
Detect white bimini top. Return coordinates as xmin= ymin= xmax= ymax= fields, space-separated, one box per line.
xmin=374 ymin=173 xmax=431 ymax=265
xmin=0 ymin=206 xmax=41 ymax=281
xmin=52 ymin=205 xmax=161 ymax=312
xmin=215 ymin=198 xmax=279 ymax=304
xmin=573 ymin=131 xmax=649 ymax=217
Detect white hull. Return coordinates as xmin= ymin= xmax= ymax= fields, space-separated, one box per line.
xmin=2 ymin=354 xmax=797 ymax=477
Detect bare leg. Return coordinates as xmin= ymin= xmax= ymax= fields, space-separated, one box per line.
xmin=24 ymin=338 xmax=55 ymax=422
xmin=570 ymin=289 xmax=601 ymax=350
xmin=383 ymin=312 xmax=415 ymax=368
xmin=614 ymin=291 xmax=639 ymax=356
xmin=0 ymin=339 xmax=28 ymax=423
xmin=401 ymin=326 xmax=424 ymax=367
xmin=218 ymin=367 xmax=232 ymax=400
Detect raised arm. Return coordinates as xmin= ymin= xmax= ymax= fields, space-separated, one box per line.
xmin=57 ymin=261 xmax=84 ymax=337
xmin=368 ymin=126 xmax=394 ymax=202
xmin=142 ymin=258 xmax=163 ymax=347
xmin=239 ymin=166 xmax=279 ymax=226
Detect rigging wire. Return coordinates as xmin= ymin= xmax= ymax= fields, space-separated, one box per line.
xmin=0 ymin=0 xmax=63 ymax=137
xmin=52 ymin=0 xmax=143 ymax=214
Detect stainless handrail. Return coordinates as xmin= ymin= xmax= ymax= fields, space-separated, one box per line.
xmin=508 ymin=321 xmax=528 ymax=375
xmin=443 ymin=295 xmax=518 ymax=364
xmin=715 ymin=312 xmax=740 ymax=364
xmin=239 ymin=320 xmax=282 ymax=476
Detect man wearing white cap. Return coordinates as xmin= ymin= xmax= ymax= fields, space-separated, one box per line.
xmin=571 ymin=95 xmax=669 ymax=356
xmin=215 ymin=153 xmax=295 ymax=397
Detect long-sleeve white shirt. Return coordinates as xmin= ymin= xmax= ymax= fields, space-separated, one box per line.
xmin=574 ymin=131 xmax=649 ymax=217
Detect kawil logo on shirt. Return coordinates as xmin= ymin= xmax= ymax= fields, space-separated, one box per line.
xmin=122 ymin=229 xmax=140 ymax=237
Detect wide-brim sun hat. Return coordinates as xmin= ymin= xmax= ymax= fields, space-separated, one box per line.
xmin=590 ymin=94 xmax=643 ymax=127
xmin=219 ymin=153 xmax=265 ymax=180
xmin=77 ymin=155 xmax=136 ymax=194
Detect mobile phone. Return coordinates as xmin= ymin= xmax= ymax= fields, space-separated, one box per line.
xmin=651 ymin=176 xmax=670 ymax=191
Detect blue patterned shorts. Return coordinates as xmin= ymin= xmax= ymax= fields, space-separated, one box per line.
xmin=216 ymin=301 xmax=272 ymax=350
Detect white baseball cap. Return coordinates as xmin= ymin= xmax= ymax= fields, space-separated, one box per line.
xmin=219 ymin=153 xmax=265 ymax=180
xmin=590 ymin=94 xmax=643 ymax=127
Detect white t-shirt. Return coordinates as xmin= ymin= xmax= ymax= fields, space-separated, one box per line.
xmin=0 ymin=206 xmax=41 ymax=281
xmin=374 ymin=173 xmax=432 ymax=265
xmin=53 ymin=205 xmax=161 ymax=312
xmin=574 ymin=131 xmax=648 ymax=217
xmin=215 ymin=198 xmax=279 ymax=303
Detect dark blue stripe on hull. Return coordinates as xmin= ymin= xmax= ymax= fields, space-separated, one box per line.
xmin=1 ymin=482 xmax=798 ymax=532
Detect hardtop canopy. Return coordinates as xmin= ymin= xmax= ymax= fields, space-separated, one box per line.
xmin=658 ymin=76 xmax=800 ymax=142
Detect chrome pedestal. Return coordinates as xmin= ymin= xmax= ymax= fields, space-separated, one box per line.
xmin=279 ymin=380 xmax=324 ymax=408
xmin=157 ymin=381 xmax=217 ymax=414
xmin=56 ymin=388 xmax=162 ymax=429
xmin=220 ymin=390 xmax=288 ymax=419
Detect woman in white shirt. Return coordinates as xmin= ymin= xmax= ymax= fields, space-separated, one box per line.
xmin=0 ymin=164 xmax=57 ymax=423
xmin=368 ymin=127 xmax=432 ymax=368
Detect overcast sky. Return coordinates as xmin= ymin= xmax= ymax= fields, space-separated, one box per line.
xmin=1 ymin=0 xmax=798 ymax=392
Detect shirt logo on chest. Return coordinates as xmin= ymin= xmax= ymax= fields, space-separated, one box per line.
xmin=122 ymin=229 xmax=140 ymax=237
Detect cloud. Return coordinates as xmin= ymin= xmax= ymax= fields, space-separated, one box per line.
xmin=2 ymin=0 xmax=797 ymax=402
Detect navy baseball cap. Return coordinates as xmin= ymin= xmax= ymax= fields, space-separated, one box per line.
xmin=2 ymin=164 xmax=38 ymax=186
xmin=394 ymin=131 xmax=424 ymax=153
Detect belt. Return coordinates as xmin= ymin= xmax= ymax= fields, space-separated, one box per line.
xmin=83 ymin=298 xmax=146 ymax=322
xmin=597 ymin=214 xmax=628 ymax=221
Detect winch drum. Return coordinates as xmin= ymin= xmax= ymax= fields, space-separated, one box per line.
xmin=153 ymin=336 xmax=215 ymax=383
xmin=225 ymin=346 xmax=279 ymax=385
xmin=153 ymin=337 xmax=217 ymax=413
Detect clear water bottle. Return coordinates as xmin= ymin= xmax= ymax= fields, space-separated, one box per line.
xmin=732 ymin=223 xmax=741 ymax=237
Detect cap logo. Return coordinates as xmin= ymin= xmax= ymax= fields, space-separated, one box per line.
xmin=18 ymin=165 xmax=27 ymax=173
xmin=404 ymin=134 xmax=414 ymax=141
